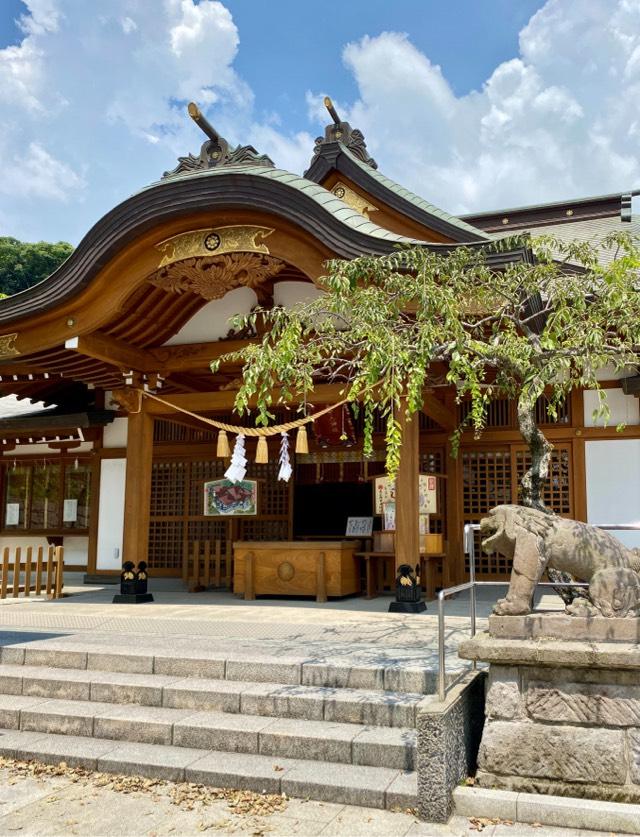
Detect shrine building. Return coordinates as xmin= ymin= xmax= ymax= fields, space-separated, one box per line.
xmin=0 ymin=100 xmax=638 ymax=595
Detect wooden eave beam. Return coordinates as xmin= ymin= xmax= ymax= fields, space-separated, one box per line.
xmin=421 ymin=393 xmax=456 ymax=430
xmin=142 ymin=383 xmax=346 ymax=416
xmin=148 ymin=339 xmax=259 ymax=373
xmin=65 ymin=331 xmax=157 ymax=373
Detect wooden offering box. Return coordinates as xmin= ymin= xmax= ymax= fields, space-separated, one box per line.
xmin=233 ymin=541 xmax=359 ymax=602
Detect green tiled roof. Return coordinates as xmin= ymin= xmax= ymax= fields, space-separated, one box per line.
xmin=141 ymin=164 xmax=430 ymax=245
xmin=144 ymin=160 xmax=494 ymax=246
xmin=340 ymin=147 xmax=492 ymax=241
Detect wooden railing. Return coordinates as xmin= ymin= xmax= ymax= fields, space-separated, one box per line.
xmin=182 ymin=540 xmax=232 ymax=592
xmin=0 ymin=545 xmax=64 ymax=600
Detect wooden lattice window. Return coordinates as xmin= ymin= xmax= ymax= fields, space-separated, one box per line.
xmin=458 ymin=398 xmax=512 ymax=428
xmin=1 ymin=459 xmax=92 ymax=534
xmin=462 ymin=448 xmax=513 ymax=578
xmin=535 ymin=394 xmax=571 ymax=426
xmin=462 ymin=444 xmax=574 ymax=578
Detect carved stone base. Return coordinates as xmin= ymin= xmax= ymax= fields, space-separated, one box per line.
xmin=459 ymin=615 xmax=640 ymax=803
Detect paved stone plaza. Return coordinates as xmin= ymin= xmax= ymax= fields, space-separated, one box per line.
xmin=0 ymin=577 xmax=611 ymax=837
xmin=0 ymin=761 xmax=621 ymax=836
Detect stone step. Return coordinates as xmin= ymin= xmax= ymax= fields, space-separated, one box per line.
xmin=0 ymin=664 xmax=428 ymax=728
xmin=0 ymin=728 xmax=417 ymax=811
xmin=0 ymin=694 xmax=416 ymax=770
xmin=0 ymin=642 xmax=438 ymax=695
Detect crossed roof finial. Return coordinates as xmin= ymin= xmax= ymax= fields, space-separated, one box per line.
xmin=308 ymin=95 xmax=377 ymax=171
xmin=162 ymin=102 xmax=274 ymax=179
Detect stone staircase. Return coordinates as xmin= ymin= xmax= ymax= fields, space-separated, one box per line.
xmin=0 ymin=642 xmax=437 ymax=810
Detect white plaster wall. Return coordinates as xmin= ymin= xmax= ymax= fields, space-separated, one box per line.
xmin=163 ymin=281 xmax=325 ymax=347
xmin=62 ymin=536 xmax=88 ymax=566
xmin=595 ymin=364 xmax=639 ymax=381
xmin=583 ymin=388 xmax=640 ymax=427
xmin=103 ymin=417 xmax=128 ymax=448
xmin=0 ymin=535 xmax=49 ymax=553
xmin=96 ymin=458 xmax=126 ymax=570
xmin=165 ymin=287 xmax=257 ymax=345
xmin=0 ymin=536 xmax=86 ymax=566
xmin=585 ymin=439 xmax=640 ymax=548
xmin=273 ymin=281 xmax=324 ymax=308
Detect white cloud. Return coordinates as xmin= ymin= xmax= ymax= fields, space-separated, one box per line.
xmin=0 ymin=0 xmax=301 ymax=242
xmin=0 ymin=142 xmax=85 ymax=201
xmin=1 ymin=0 xmax=640 ymax=245
xmin=313 ymin=1 xmax=640 ymax=213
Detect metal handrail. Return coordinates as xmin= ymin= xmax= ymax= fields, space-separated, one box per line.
xmin=436 ymin=521 xmax=640 ymax=701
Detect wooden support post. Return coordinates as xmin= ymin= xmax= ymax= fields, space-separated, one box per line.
xmin=12 ymin=548 xmax=20 ymax=598
xmin=54 ymin=547 xmax=64 ymax=599
xmin=214 ymin=540 xmax=222 ymax=588
xmin=46 ymin=546 xmax=54 ymax=597
xmin=35 ymin=546 xmax=43 ymax=596
xmin=395 ymin=407 xmax=420 ymax=572
xmin=316 ymin=551 xmax=327 ymax=603
xmin=24 ymin=547 xmax=32 ymax=597
xmin=1 ymin=548 xmax=8 ymax=599
xmin=245 ymin=551 xmax=255 ymax=600
xmin=122 ymin=410 xmax=154 ymax=567
xmin=203 ymin=541 xmax=211 ymax=588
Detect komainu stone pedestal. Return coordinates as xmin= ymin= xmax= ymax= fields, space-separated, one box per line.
xmin=459 ymin=614 xmax=640 ymax=804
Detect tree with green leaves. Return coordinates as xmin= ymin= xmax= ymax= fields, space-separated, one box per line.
xmin=215 ymin=233 xmax=640 ymax=512
xmin=0 ymin=237 xmax=73 ymax=297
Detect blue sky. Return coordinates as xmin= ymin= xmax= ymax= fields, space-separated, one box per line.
xmin=1 ymin=0 xmax=639 ymax=244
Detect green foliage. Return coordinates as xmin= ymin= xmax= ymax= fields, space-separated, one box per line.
xmin=0 ymin=237 xmax=73 ymax=297
xmin=214 ymin=233 xmax=640 ymax=479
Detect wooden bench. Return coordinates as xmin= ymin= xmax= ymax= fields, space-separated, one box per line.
xmin=182 ymin=540 xmax=232 ymax=592
xmin=0 ymin=545 xmax=64 ymax=600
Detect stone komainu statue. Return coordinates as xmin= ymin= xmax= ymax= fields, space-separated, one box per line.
xmin=481 ymin=504 xmax=640 ymax=618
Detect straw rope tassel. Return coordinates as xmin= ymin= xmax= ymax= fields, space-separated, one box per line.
xmin=295 ymin=425 xmax=309 ymax=454
xmin=216 ymin=430 xmax=230 ymax=458
xmin=255 ymin=436 xmax=269 ymax=464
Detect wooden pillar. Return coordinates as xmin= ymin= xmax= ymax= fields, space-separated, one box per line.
xmin=395 ymin=407 xmax=420 ymax=571
xmin=122 ymin=410 xmax=154 ymax=566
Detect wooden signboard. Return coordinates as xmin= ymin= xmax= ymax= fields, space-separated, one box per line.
xmin=374 ymin=475 xmax=437 ymax=515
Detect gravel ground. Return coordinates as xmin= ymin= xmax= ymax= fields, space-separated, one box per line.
xmin=0 ymin=757 xmax=620 ymax=837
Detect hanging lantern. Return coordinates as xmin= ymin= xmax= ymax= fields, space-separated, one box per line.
xmin=295 ymin=425 xmax=309 ymax=454
xmin=216 ymin=430 xmax=230 ymax=458
xmin=255 ymin=436 xmax=269 ymax=464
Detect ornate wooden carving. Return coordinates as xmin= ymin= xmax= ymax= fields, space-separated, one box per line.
xmin=0 ymin=333 xmax=19 ymax=359
xmin=110 ymin=388 xmax=142 ymax=413
xmin=149 ymin=253 xmax=285 ymax=302
xmin=331 ymin=181 xmax=378 ymax=218
xmin=156 ymin=226 xmax=274 ymax=268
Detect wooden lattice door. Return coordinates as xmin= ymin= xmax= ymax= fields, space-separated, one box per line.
xmin=462 ymin=443 xmax=574 ymax=579
xmin=149 ymin=457 xmax=292 ymax=575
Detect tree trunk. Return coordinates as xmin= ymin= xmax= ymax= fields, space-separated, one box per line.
xmin=516 ymin=393 xmax=583 ymax=605
xmin=516 ymin=395 xmax=552 ymax=511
